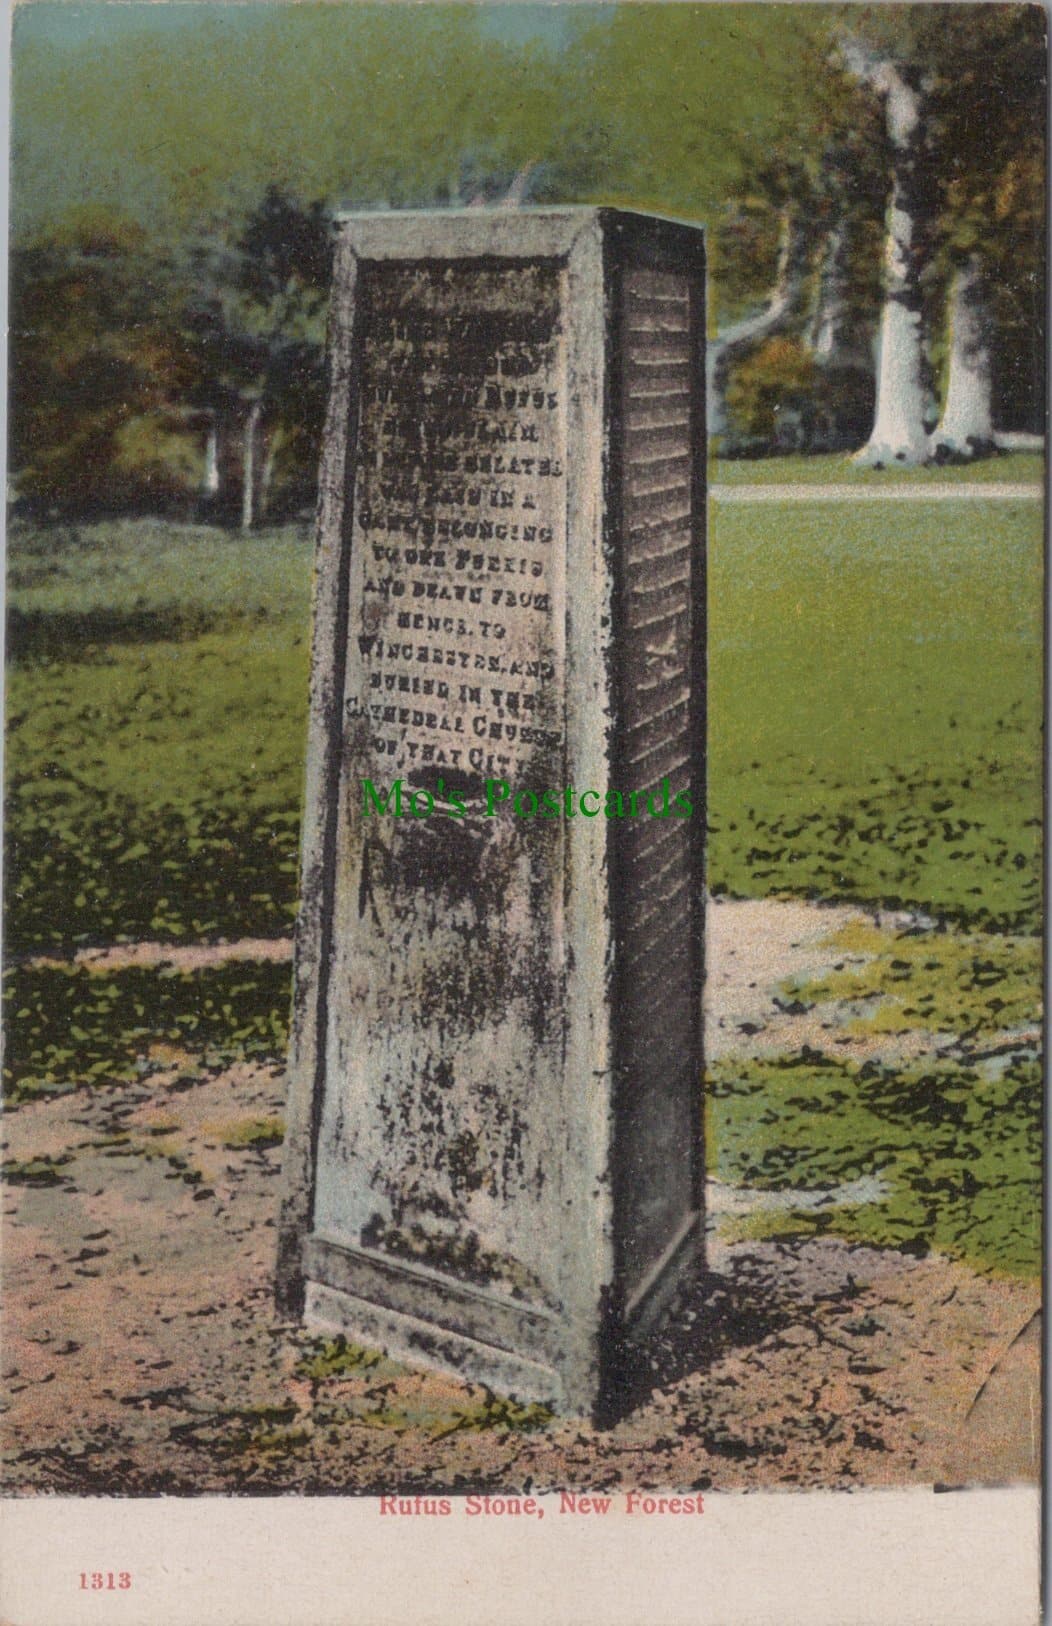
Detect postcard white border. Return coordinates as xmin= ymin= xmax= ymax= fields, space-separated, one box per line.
xmin=0 ymin=1487 xmax=1041 ymax=1626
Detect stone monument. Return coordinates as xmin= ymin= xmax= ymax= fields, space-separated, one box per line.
xmin=276 ymin=207 xmax=706 ymax=1418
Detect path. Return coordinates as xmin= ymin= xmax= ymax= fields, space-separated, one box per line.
xmin=712 ymin=483 xmax=1043 ymax=503
xmin=25 ymin=893 xmax=918 ymax=984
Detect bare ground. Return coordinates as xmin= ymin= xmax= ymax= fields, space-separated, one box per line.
xmin=1 ymin=898 xmax=1040 ymax=1496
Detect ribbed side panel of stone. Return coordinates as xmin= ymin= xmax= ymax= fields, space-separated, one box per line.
xmin=616 ymin=265 xmax=699 ymax=1303
xmin=311 ymin=259 xmax=569 ymax=1328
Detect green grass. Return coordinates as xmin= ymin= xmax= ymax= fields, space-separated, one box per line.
xmin=2 ymin=960 xmax=292 ymax=1104
xmin=708 ymin=499 xmax=1043 ymax=931
xmin=712 ymin=450 xmax=1045 ymax=485
xmin=707 ymin=1049 xmax=1041 ymax=1278
xmin=293 ymin=1338 xmax=394 ymax=1382
xmin=217 ymin=1115 xmax=286 ymax=1150
xmin=780 ymin=920 xmax=1042 ymax=1040
xmin=709 ymin=912 xmax=1043 ymax=1278
xmin=7 ymin=516 xmax=313 ymax=632
xmin=6 ymin=500 xmax=1043 ymax=954
xmin=6 ymin=519 xmax=311 ymax=952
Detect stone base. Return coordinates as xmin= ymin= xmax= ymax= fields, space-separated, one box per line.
xmin=301 ymin=1214 xmax=703 ymax=1417
xmin=304 ymin=1280 xmax=563 ymax=1407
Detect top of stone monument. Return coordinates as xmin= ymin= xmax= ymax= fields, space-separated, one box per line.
xmin=332 ymin=204 xmax=703 ymax=228
xmin=328 ymin=205 xmax=705 ymax=261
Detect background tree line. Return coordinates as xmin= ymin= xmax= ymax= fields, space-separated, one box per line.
xmin=9 ymin=3 xmax=1045 ymax=523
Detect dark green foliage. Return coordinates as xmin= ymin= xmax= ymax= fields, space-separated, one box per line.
xmin=724 ymin=338 xmax=876 ymax=456
xmin=6 ymin=802 xmax=301 ymax=955
xmin=2 ymin=961 xmax=293 ymax=1105
xmin=177 ymin=186 xmax=331 ymax=525
xmin=9 ymin=218 xmax=200 ymax=515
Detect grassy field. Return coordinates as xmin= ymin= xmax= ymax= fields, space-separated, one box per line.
xmin=7 ymin=519 xmax=311 ymax=951
xmin=708 ymin=497 xmax=1043 ymax=930
xmin=4 ymin=490 xmax=1044 ymax=1273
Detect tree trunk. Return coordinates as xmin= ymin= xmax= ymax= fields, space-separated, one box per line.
xmin=930 ymin=256 xmax=996 ymax=460
xmin=202 ymin=422 xmax=220 ymax=497
xmin=707 ymin=209 xmax=812 ymax=438
xmin=259 ymin=423 xmax=282 ymax=524
xmin=800 ymin=220 xmax=878 ymax=453
xmin=500 ymin=163 xmax=536 ymax=208
xmin=846 ymin=51 xmax=936 ymax=466
xmin=241 ymin=399 xmax=262 ymax=532
xmin=809 ymin=224 xmax=862 ymax=366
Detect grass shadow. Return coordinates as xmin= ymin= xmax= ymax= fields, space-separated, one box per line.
xmin=6 ymin=605 xmax=242 ymax=663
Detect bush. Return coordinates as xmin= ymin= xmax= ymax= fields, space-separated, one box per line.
xmin=725 ymin=336 xmax=816 ymax=451
xmin=724 ymin=338 xmax=874 ymax=456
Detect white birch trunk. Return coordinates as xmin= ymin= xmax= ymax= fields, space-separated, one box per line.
xmin=855 ymin=200 xmax=930 ymax=464
xmin=203 ymin=423 xmax=220 ymax=496
xmin=259 ymin=425 xmax=281 ymax=524
xmin=930 ymin=256 xmax=995 ymax=459
xmin=241 ymin=399 xmax=262 ymax=532
xmin=809 ymin=224 xmax=862 ymax=366
xmin=846 ymin=49 xmax=934 ymax=467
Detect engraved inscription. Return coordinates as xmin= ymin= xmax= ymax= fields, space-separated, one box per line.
xmin=346 ymin=262 xmax=566 ymax=786
xmin=315 ymin=257 xmax=570 ymax=1309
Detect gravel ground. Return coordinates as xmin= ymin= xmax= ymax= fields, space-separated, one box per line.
xmin=1 ymin=900 xmax=1040 ymax=1496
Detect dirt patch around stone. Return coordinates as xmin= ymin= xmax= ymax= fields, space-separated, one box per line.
xmin=704 ymin=895 xmax=939 ymax=1062
xmin=2 ymin=898 xmax=1040 ymax=1494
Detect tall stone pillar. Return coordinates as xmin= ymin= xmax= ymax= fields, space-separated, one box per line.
xmin=277 ymin=207 xmax=706 ymax=1418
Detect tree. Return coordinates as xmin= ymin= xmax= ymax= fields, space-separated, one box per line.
xmin=842 ymin=39 xmax=938 ymax=465
xmin=930 ymin=8 xmax=1045 ymax=454
xmin=933 ymin=255 xmax=995 ymax=459
xmin=9 ymin=212 xmax=195 ymax=513
xmin=707 ymin=192 xmax=816 ymax=441
xmin=706 ymin=48 xmax=886 ymax=453
xmin=176 ymin=188 xmax=331 ymax=528
xmin=843 ymin=5 xmax=1046 ymax=464
xmin=573 ymin=7 xmax=868 ymax=450
xmin=10 ymin=5 xmax=1043 ymax=476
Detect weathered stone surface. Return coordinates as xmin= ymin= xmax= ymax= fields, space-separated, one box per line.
xmin=277 ymin=208 xmax=707 ymax=1417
